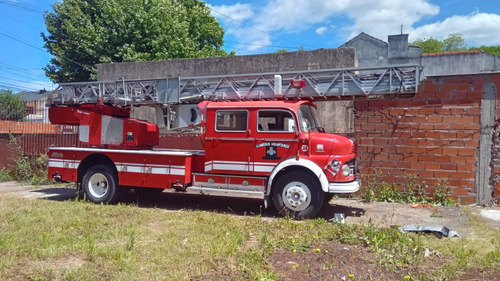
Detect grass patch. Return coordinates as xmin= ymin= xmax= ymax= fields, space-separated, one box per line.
xmin=0 ymin=168 xmax=12 ymax=182
xmin=1 ymin=135 xmax=52 ymax=185
xmin=360 ymin=171 xmax=455 ymax=206
xmin=419 ymin=207 xmax=500 ymax=280
xmin=0 ymin=196 xmax=498 ymax=280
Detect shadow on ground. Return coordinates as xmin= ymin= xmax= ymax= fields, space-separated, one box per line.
xmin=14 ymin=184 xmax=364 ymax=221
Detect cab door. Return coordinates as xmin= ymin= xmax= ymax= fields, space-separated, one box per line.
xmin=252 ymin=109 xmax=299 ymax=176
xmin=204 ymin=108 xmax=254 ymax=175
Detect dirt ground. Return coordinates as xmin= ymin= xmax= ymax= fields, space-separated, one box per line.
xmin=1 ymin=181 xmax=499 ymax=280
xmin=322 ymin=198 xmax=474 ymax=237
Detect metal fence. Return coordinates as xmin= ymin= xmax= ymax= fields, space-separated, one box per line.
xmin=0 ymin=99 xmax=80 ymax=156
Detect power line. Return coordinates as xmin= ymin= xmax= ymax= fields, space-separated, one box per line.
xmin=0 ymin=68 xmax=48 ymax=82
xmin=209 ymin=7 xmax=317 ymax=50
xmin=0 ymin=30 xmax=96 ymax=74
xmin=0 ymin=0 xmax=44 ymax=14
xmin=0 ymin=76 xmax=52 ymax=87
xmin=0 ymin=82 xmax=39 ymax=92
xmin=0 ymin=62 xmax=47 ymax=78
xmin=0 ymin=10 xmax=41 ymax=30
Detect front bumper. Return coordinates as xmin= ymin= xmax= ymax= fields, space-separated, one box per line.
xmin=328 ymin=178 xmax=361 ymax=194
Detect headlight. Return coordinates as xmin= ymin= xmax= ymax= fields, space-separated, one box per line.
xmin=342 ymin=163 xmax=350 ymax=176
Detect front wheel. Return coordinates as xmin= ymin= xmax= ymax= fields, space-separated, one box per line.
xmin=82 ymin=164 xmax=122 ymax=204
xmin=272 ymin=172 xmax=324 ymax=219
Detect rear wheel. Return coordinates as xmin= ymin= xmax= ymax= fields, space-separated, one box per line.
xmin=272 ymin=172 xmax=324 ymax=219
xmin=82 ymin=164 xmax=122 ymax=204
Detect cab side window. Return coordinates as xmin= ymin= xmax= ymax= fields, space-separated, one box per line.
xmin=257 ymin=110 xmax=295 ymax=132
xmin=216 ymin=110 xmax=248 ymax=131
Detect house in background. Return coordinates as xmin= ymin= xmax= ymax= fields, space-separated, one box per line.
xmin=17 ymin=89 xmax=53 ymax=123
xmin=0 ymin=90 xmax=63 ymax=134
xmin=341 ymin=32 xmax=500 ymax=75
xmin=340 ymin=32 xmax=422 ymax=67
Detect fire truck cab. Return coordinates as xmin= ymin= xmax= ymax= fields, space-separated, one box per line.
xmin=202 ymin=100 xmax=359 ymax=218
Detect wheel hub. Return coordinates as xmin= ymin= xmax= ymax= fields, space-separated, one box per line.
xmin=282 ymin=182 xmax=311 ymax=211
xmin=88 ymin=173 xmax=109 ymax=199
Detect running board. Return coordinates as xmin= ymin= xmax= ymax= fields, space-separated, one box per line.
xmin=185 ymin=186 xmax=265 ymax=199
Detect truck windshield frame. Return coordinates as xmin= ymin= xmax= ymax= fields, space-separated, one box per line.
xmin=298 ymin=104 xmax=323 ymax=132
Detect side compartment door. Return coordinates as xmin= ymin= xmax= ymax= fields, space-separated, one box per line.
xmin=252 ymin=109 xmax=299 ymax=175
xmin=204 ymin=109 xmax=254 ymax=175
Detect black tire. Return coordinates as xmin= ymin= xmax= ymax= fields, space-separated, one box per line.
xmin=82 ymin=164 xmax=122 ymax=204
xmin=323 ymin=193 xmax=335 ymax=204
xmin=134 ymin=187 xmax=165 ymax=197
xmin=272 ymin=172 xmax=324 ymax=219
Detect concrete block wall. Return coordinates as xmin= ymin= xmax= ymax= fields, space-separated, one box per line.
xmin=354 ymin=73 xmax=500 ymax=204
xmin=97 ymin=48 xmax=355 ymax=80
xmin=492 ymin=80 xmax=500 ymax=202
xmin=96 ymin=48 xmax=357 ymax=134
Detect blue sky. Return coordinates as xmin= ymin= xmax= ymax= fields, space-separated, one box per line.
xmin=0 ymin=0 xmax=499 ymax=93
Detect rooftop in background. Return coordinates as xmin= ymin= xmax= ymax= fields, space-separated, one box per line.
xmin=343 ymin=32 xmax=500 ymax=76
xmin=340 ymin=32 xmax=421 ymax=68
xmin=17 ymin=90 xmax=53 ymax=101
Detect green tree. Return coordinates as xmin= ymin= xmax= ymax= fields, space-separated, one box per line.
xmin=442 ymin=32 xmax=467 ymax=52
xmin=410 ymin=37 xmax=443 ymax=53
xmin=411 ymin=33 xmax=469 ymax=53
xmin=470 ymin=45 xmax=500 ymax=56
xmin=42 ymin=0 xmax=227 ymax=83
xmin=0 ymin=89 xmax=27 ymax=121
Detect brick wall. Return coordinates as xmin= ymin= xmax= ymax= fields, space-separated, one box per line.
xmin=0 ymin=120 xmax=61 ymax=134
xmin=354 ymin=73 xmax=500 ymax=204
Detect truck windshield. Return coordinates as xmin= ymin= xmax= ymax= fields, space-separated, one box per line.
xmin=298 ymin=104 xmax=324 ymax=132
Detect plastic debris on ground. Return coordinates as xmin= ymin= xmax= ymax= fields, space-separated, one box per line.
xmin=399 ymin=225 xmax=459 ymax=238
xmin=333 ymin=213 xmax=345 ymax=224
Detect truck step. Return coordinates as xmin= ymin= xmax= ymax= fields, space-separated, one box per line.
xmin=185 ymin=186 xmax=265 ymax=199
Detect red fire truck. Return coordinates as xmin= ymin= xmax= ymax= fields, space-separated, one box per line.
xmin=47 ymin=65 xmax=420 ymax=218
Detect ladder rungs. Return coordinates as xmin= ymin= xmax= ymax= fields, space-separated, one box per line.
xmin=50 ymin=64 xmax=421 ymax=105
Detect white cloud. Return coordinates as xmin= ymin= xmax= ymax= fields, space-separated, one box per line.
xmin=409 ymin=13 xmax=500 ymax=46
xmin=213 ymin=0 xmax=440 ymax=51
xmin=253 ymin=0 xmax=439 ymax=40
xmin=210 ymin=3 xmax=262 ymax=52
xmin=211 ymin=1 xmax=500 ymax=52
xmin=209 ymin=3 xmax=254 ymax=25
xmin=316 ymin=26 xmax=327 ymax=35
xmin=252 ymin=0 xmax=347 ymax=33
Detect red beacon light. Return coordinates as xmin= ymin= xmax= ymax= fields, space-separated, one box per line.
xmin=290 ymin=79 xmax=306 ymax=89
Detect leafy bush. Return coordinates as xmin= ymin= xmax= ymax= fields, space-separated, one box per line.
xmin=0 ymin=89 xmax=27 ymax=121
xmin=0 ymin=168 xmax=12 ymax=182
xmin=6 ymin=135 xmax=51 ymax=185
